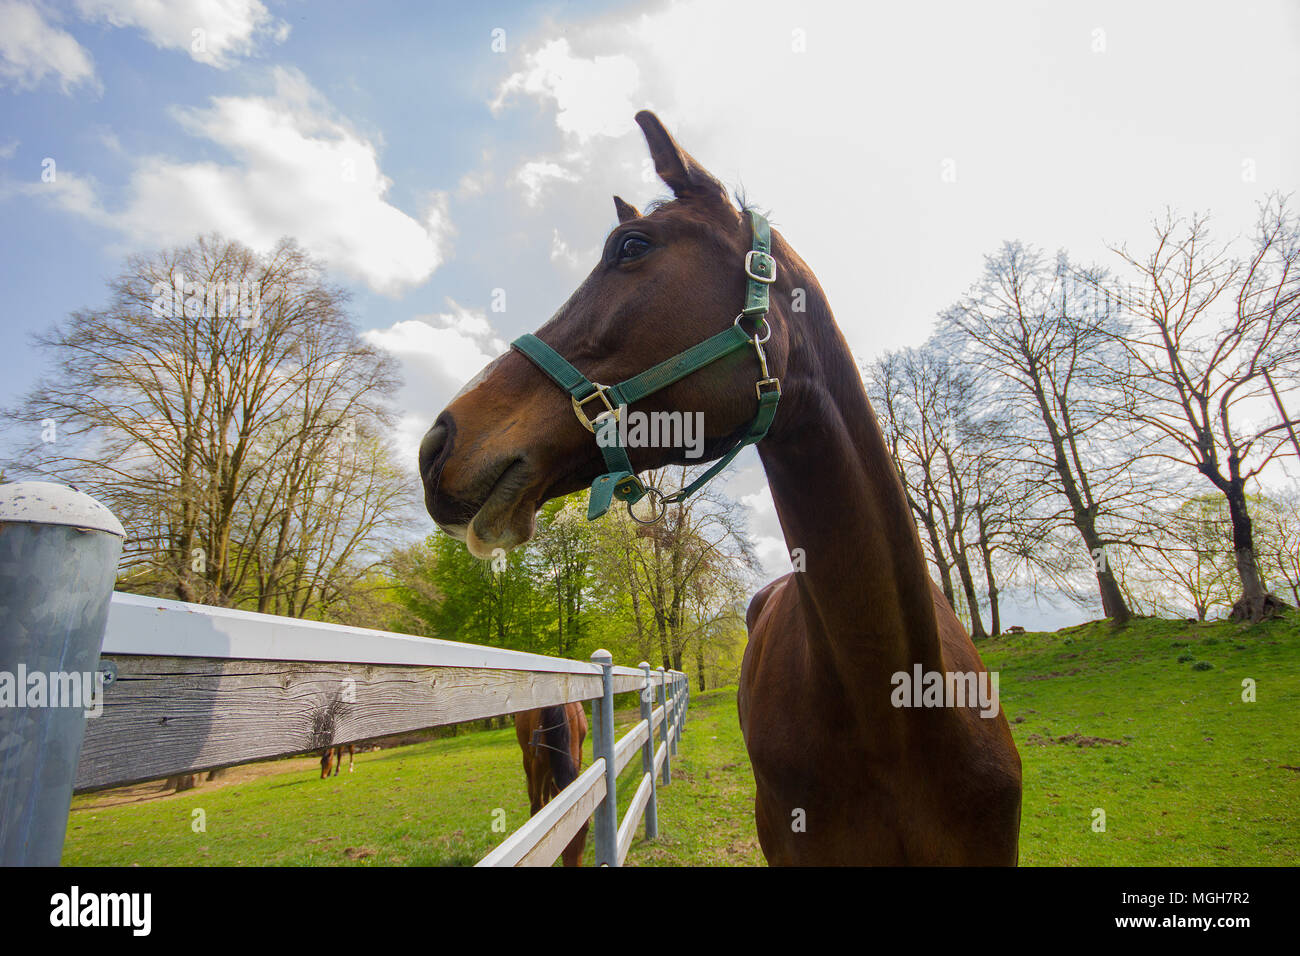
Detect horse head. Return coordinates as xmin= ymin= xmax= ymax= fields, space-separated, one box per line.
xmin=419 ymin=111 xmax=793 ymax=558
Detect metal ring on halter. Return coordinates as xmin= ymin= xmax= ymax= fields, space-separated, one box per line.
xmin=734 ymin=312 xmax=772 ymax=344
xmin=627 ymin=487 xmax=667 ymax=525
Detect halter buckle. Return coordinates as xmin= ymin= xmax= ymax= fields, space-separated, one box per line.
xmin=756 ymin=378 xmax=781 ymax=400
xmin=744 ymin=250 xmax=776 ymax=284
xmin=571 ymin=384 xmax=619 ymax=433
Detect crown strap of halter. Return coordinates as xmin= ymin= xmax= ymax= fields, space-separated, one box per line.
xmin=511 ymin=210 xmax=781 ymax=525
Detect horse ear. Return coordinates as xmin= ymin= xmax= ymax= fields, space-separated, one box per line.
xmin=634 ymin=110 xmax=728 ymax=205
xmin=613 ymin=195 xmax=640 ymax=222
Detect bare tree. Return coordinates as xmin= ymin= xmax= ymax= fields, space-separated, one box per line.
xmin=5 ymin=234 xmax=408 ymax=619
xmin=866 ymin=349 xmax=960 ymax=608
xmin=867 ymin=343 xmax=1047 ymax=638
xmin=866 ymin=347 xmax=995 ymax=636
xmin=1108 ymin=195 xmax=1300 ymax=621
xmin=1129 ymin=494 xmax=1237 ymax=620
xmin=1251 ymin=487 xmax=1300 ymax=608
xmin=940 ymin=243 xmax=1170 ymax=623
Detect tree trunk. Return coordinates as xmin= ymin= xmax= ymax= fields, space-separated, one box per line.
xmin=1224 ymin=483 xmax=1280 ymax=622
xmin=1030 ymin=371 xmax=1133 ymax=623
xmin=975 ymin=506 xmax=1000 ymax=636
xmin=924 ymin=513 xmax=957 ymax=606
xmin=1096 ymin=565 xmax=1130 ymax=622
xmin=949 ymin=533 xmax=987 ymax=640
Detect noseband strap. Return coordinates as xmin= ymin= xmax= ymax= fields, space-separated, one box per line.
xmin=511 ymin=210 xmax=782 ymax=523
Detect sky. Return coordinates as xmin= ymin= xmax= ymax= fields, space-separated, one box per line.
xmin=2 ymin=0 xmax=1298 ymax=629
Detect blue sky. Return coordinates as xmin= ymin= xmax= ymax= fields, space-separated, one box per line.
xmin=2 ymin=0 xmax=1298 ymax=628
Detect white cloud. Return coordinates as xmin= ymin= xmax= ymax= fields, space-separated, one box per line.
xmin=491 ymin=38 xmax=640 ymax=142
xmin=727 ymin=465 xmax=791 ymax=582
xmin=74 ymin=0 xmax=287 ymax=68
xmin=363 ymin=301 xmax=509 ymax=475
xmin=363 ymin=300 xmax=506 ymax=384
xmin=513 ymin=159 xmax=579 ymax=206
xmin=549 ymin=228 xmax=598 ymax=270
xmin=0 ymin=0 xmax=98 ymax=94
xmin=31 ymin=68 xmax=452 ymax=295
xmin=457 ymin=169 xmax=490 ymax=197
xmin=31 ymin=169 xmax=106 ymax=220
xmin=0 ymin=138 xmax=19 ymax=159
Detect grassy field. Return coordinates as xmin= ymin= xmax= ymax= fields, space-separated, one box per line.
xmin=61 ymin=613 xmax=1298 ymax=866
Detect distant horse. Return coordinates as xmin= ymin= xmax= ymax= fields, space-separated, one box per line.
xmin=514 ymin=703 xmax=589 ymax=866
xmin=419 ymin=110 xmax=1021 ymax=864
xmin=320 ymin=744 xmax=355 ymax=778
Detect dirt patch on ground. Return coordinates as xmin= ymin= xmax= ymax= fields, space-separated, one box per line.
xmin=1020 ymin=668 xmax=1083 ymax=681
xmin=72 ymin=753 xmax=333 ymax=810
xmin=1025 ymin=732 xmax=1127 ymax=748
xmin=724 ymin=837 xmax=759 ymax=857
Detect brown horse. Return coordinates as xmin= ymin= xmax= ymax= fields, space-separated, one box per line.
xmin=419 ymin=111 xmax=1021 ymax=864
xmin=320 ymin=744 xmax=354 ymax=778
xmin=514 ymin=703 xmax=589 ymax=866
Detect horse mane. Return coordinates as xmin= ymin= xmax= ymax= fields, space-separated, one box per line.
xmin=537 ymin=704 xmax=579 ymax=791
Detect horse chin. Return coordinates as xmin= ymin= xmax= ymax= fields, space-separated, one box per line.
xmin=465 ymin=505 xmax=537 ymax=559
xmin=435 ymin=521 xmax=468 ymax=542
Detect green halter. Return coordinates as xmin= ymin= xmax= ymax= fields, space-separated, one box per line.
xmin=511 ymin=210 xmax=781 ymax=523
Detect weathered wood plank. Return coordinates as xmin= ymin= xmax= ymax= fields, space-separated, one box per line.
xmin=75 ymin=655 xmax=639 ymax=791
xmin=104 ymin=592 xmax=646 ymax=679
xmin=613 ymin=718 xmax=650 ymax=776
xmin=477 ymin=759 xmax=607 ymax=867
xmin=616 ymin=772 xmax=654 ymax=866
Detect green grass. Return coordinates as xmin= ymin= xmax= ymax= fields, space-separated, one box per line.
xmin=62 ymin=613 xmax=1299 ymax=866
xmin=981 ymin=612 xmax=1300 ymax=865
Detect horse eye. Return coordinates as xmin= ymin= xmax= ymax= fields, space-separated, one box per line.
xmin=617 ymin=235 xmax=650 ymax=261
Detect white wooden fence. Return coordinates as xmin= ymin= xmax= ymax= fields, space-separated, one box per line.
xmin=74 ymin=592 xmax=688 ymax=867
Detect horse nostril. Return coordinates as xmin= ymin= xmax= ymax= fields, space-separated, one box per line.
xmin=419 ymin=420 xmax=449 ymax=481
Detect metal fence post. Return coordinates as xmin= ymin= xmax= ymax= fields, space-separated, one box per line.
xmin=638 ymin=662 xmax=658 ymax=840
xmin=668 ymin=673 xmax=679 ymax=757
xmin=591 ymin=649 xmax=618 ymax=866
xmin=657 ymin=666 xmax=671 ymax=785
xmin=0 ymin=482 xmax=124 ymax=866
xmin=682 ymin=674 xmax=689 ymax=734
xmin=678 ymin=673 xmax=687 ymax=738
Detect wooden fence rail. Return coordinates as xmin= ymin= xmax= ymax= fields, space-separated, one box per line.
xmin=80 ymin=592 xmax=688 ymax=866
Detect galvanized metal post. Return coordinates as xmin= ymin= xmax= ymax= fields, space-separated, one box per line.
xmin=678 ymin=673 xmax=687 ymax=738
xmin=0 ymin=482 xmax=124 ymax=866
xmin=685 ymin=674 xmax=690 ymax=726
xmin=668 ymin=672 xmax=679 ymax=757
xmin=682 ymin=674 xmax=689 ymax=733
xmin=590 ymin=649 xmax=618 ymax=866
xmin=657 ymin=666 xmax=671 ymax=785
xmin=638 ymin=662 xmax=658 ymax=840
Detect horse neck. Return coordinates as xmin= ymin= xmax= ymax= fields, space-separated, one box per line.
xmin=757 ymin=256 xmax=946 ymax=685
